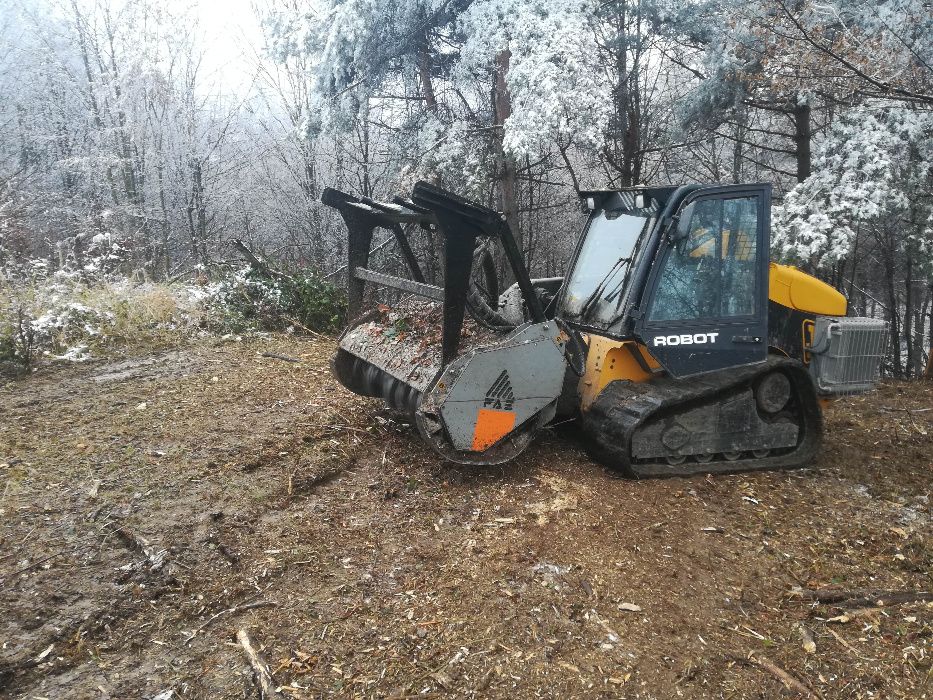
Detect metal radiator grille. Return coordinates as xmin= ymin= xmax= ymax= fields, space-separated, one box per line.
xmin=808 ymin=316 xmax=888 ymax=395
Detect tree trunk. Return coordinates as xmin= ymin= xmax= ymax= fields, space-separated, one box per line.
xmin=525 ymin=157 xmax=536 ymax=273
xmin=904 ymin=255 xmax=914 ymax=377
xmin=300 ymin=143 xmax=323 ymax=267
xmin=732 ymin=110 xmax=745 ymax=183
xmin=793 ymin=103 xmax=811 ymax=182
xmin=157 ymin=161 xmax=171 ymax=278
xmin=493 ymin=49 xmax=521 ymax=259
xmin=882 ymin=243 xmax=902 ymax=377
xmin=605 ymin=2 xmax=645 ymax=188
xmin=924 ymin=286 xmax=933 ymax=379
xmin=918 ymin=283 xmax=931 ymax=378
xmin=418 ymin=36 xmax=438 ymax=114
xmin=357 ymin=115 xmax=372 ymax=198
xmin=187 ymin=159 xmax=208 ymax=266
xmin=846 ymin=223 xmax=861 ymax=311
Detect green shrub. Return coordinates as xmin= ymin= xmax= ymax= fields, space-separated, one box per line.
xmin=0 ymin=306 xmax=38 ymax=374
xmin=278 ymin=273 xmax=347 ymax=333
xmin=208 ymin=269 xmax=346 ymax=334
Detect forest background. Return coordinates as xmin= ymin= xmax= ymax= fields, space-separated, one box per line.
xmin=1 ymin=0 xmax=931 ymax=377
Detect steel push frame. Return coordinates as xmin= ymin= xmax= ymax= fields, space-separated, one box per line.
xmin=322 ymin=181 xmax=545 ymax=365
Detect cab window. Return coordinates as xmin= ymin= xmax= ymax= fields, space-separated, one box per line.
xmin=648 ymin=196 xmax=759 ymax=322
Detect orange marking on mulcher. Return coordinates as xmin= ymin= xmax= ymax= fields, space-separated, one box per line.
xmin=471 ymin=409 xmax=516 ymax=451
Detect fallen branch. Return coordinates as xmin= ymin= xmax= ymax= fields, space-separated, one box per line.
xmin=260 ymin=352 xmax=301 ymax=363
xmin=236 ymin=629 xmax=282 ymax=698
xmin=203 ymin=533 xmax=239 ymax=565
xmin=230 ymin=239 xmax=292 ymax=282
xmin=5 ymin=549 xmax=69 ymax=577
xmin=184 ymin=601 xmax=275 ymax=645
xmin=282 ymin=315 xmax=325 ymax=339
xmin=791 ymin=588 xmax=933 ymax=607
xmin=110 ymin=525 xmax=170 ymax=572
xmin=750 ymin=653 xmax=820 ymax=698
xmin=168 ymin=268 xmax=194 ymax=283
xmin=825 ymin=627 xmax=876 ymax=661
xmin=842 ymin=591 xmax=933 ymax=607
xmin=730 ymin=651 xmax=819 ymax=698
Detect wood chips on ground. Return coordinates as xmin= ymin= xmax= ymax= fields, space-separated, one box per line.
xmin=0 ymin=337 xmax=930 ymax=698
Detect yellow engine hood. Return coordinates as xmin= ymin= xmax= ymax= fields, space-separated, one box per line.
xmin=769 ymin=263 xmax=847 ymax=316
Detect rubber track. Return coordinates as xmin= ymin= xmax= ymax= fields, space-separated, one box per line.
xmin=581 ymin=356 xmax=823 ymax=478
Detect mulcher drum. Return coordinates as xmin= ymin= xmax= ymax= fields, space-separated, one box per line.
xmin=332 ymin=299 xmax=501 ymax=415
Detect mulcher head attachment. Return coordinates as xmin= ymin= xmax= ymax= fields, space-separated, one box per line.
xmin=323 ymin=182 xmax=570 ymax=464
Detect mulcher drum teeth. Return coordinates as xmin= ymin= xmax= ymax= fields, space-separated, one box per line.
xmin=582 ymin=356 xmax=823 ymax=478
xmin=332 ymin=299 xmax=501 ymax=414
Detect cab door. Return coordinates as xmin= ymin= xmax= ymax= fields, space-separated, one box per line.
xmin=634 ymin=185 xmax=770 ymax=377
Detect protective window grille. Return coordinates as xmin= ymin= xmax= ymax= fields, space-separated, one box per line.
xmin=727 ymin=233 xmax=755 ymax=260
xmin=808 ymin=317 xmax=888 ymax=395
xmin=616 ymin=191 xmax=661 ymax=214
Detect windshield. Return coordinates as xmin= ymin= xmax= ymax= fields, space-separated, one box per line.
xmin=561 ymin=208 xmax=653 ymax=326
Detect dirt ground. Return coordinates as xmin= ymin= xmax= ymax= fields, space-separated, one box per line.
xmin=1 ymin=337 xmax=930 ymax=699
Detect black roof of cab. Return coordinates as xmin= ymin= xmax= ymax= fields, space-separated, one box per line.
xmin=577 ymin=186 xmax=681 ymax=212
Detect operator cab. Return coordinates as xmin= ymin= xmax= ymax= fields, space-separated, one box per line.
xmin=558 ymin=184 xmax=773 ymax=377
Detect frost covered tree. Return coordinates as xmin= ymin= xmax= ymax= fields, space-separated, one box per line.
xmin=774 ymin=105 xmax=933 ymax=376
xmin=0 ymin=0 xmax=261 ymax=278
xmin=660 ymin=0 xmax=831 ymax=184
xmin=774 ymin=109 xmax=931 ymax=267
xmin=645 ymin=0 xmax=933 ymax=377
xmin=265 ymin=0 xmax=611 ymax=255
xmin=664 ymin=0 xmax=933 ymax=187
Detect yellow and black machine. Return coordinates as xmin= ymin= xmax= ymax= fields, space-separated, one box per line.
xmin=323 ymin=182 xmax=886 ymax=477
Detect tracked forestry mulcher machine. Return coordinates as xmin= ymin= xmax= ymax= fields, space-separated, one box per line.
xmin=322 ymin=182 xmax=886 ymax=477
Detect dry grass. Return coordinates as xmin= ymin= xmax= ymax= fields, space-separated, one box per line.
xmin=0 ymin=275 xmax=214 ymax=368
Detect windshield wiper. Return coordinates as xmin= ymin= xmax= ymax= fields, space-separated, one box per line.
xmin=578 ymin=255 xmax=633 ymax=320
